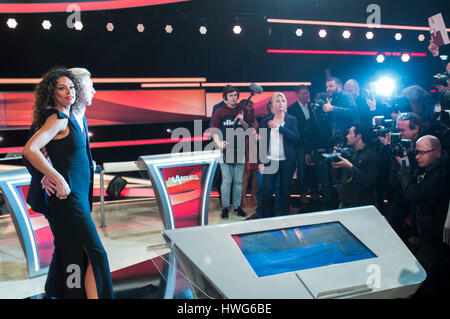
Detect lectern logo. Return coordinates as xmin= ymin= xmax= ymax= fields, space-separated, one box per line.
xmin=167 ymin=174 xmax=200 ymax=186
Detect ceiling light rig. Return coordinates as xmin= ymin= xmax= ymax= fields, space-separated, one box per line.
xmin=199 ymin=25 xmax=207 ymax=35
xmin=233 ymin=25 xmax=242 ymax=34
xmin=295 ymin=28 xmax=303 ymax=37
xmin=318 ymin=29 xmax=327 ymax=38
xmin=106 ymin=22 xmax=114 ymax=32
xmin=42 ymin=20 xmax=51 ymax=30
xmin=165 ymin=24 xmax=173 ymax=34
xmin=366 ymin=31 xmax=374 ymax=39
xmin=6 ymin=18 xmax=17 ymax=29
xmin=342 ymin=30 xmax=351 ymax=39
xmin=137 ymin=24 xmax=145 ymax=32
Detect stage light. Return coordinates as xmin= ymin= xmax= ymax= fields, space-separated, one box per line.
xmin=295 ymin=28 xmax=303 ymax=37
xmin=42 ymin=20 xmax=51 ymax=30
xmin=74 ymin=20 xmax=83 ymax=31
xmin=376 ymin=54 xmax=385 ymax=63
xmin=375 ymin=77 xmax=395 ymax=96
xmin=418 ymin=34 xmax=425 ymax=42
xmin=366 ymin=31 xmax=374 ymax=39
xmin=88 ymin=131 xmax=94 ymax=138
xmin=318 ymin=29 xmax=327 ymax=38
xmin=199 ymin=26 xmax=207 ymax=34
xmin=233 ymin=25 xmax=242 ymax=34
xmin=440 ymin=55 xmax=449 ymax=61
xmin=6 ymin=18 xmax=17 ymax=29
xmin=394 ymin=32 xmax=402 ymax=40
xmin=106 ymin=22 xmax=114 ymax=32
xmin=342 ymin=30 xmax=351 ymax=39
xmin=137 ymin=24 xmax=145 ymax=32
xmin=165 ymin=24 xmax=173 ymax=33
xmin=401 ymin=53 xmax=410 ymax=62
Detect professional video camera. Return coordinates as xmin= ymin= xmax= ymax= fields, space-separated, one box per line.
xmin=321 ymin=147 xmax=354 ymax=164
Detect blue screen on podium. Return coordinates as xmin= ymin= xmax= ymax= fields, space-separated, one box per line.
xmin=232 ymin=222 xmax=376 ymax=277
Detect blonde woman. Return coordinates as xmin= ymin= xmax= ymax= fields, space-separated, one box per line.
xmin=258 ymin=92 xmax=299 ymax=218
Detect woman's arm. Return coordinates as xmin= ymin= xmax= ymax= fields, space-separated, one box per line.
xmin=23 ymin=114 xmax=71 ymax=199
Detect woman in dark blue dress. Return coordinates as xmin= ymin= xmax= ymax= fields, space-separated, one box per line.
xmin=23 ymin=67 xmax=114 ymax=299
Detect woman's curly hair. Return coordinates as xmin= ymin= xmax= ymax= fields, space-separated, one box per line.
xmin=32 ymin=66 xmax=81 ymax=129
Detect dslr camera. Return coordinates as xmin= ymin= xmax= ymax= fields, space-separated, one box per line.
xmin=321 ymin=147 xmax=353 ymax=164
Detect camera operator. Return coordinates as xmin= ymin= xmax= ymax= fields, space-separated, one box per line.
xmin=396 ymin=135 xmax=450 ymax=297
xmin=382 ymin=112 xmax=424 ymax=239
xmin=330 ymin=122 xmax=381 ymax=208
xmin=323 ymin=77 xmax=359 ymax=144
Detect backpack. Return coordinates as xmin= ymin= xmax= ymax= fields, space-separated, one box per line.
xmin=106 ymin=175 xmax=127 ymax=200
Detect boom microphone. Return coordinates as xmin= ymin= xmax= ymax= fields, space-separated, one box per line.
xmin=248 ymin=83 xmax=263 ymax=100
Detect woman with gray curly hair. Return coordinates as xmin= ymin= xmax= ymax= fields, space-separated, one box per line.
xmin=23 ymin=67 xmax=113 ymax=299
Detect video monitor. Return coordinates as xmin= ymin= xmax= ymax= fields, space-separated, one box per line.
xmin=232 ymin=222 xmax=376 ymax=277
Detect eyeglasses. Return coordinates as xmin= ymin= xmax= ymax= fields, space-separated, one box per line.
xmin=414 ymin=149 xmax=435 ymax=156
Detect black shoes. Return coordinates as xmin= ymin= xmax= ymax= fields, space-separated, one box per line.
xmin=236 ymin=206 xmax=247 ymax=217
xmin=221 ymin=207 xmax=247 ymax=219
xmin=221 ymin=207 xmax=229 ymax=220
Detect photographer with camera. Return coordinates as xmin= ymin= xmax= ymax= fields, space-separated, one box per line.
xmin=381 ymin=112 xmax=424 ymax=239
xmin=396 ymin=135 xmax=450 ymax=297
xmin=330 ymin=122 xmax=381 ymax=208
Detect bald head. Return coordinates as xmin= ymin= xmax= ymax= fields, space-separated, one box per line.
xmin=417 ymin=135 xmax=441 ymax=152
xmin=415 ymin=135 xmax=441 ymax=167
xmin=344 ymin=79 xmax=360 ymax=97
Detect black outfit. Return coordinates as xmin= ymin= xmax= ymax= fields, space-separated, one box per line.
xmin=333 ymin=145 xmax=381 ymax=208
xmin=287 ymin=101 xmax=316 ymax=194
xmin=43 ymin=109 xmax=114 ymax=299
xmin=259 ymin=113 xmax=299 ymax=217
xmin=327 ymin=91 xmax=359 ymax=142
xmin=397 ymin=158 xmax=450 ymax=297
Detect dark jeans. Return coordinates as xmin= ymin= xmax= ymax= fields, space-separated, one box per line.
xmin=255 ymin=171 xmax=280 ymax=218
xmin=261 ymin=160 xmax=296 ymax=218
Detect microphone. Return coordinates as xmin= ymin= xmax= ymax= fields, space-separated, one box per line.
xmin=248 ymin=83 xmax=263 ymax=100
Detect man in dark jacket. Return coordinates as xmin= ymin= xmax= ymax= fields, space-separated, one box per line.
xmin=331 ymin=122 xmax=381 ymax=208
xmin=287 ymin=85 xmax=315 ymax=196
xmin=396 ymin=135 xmax=450 ymax=297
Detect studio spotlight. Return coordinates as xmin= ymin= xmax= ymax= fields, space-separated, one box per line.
xmin=376 ymin=54 xmax=385 ymax=63
xmin=106 ymin=22 xmax=114 ymax=32
xmin=42 ymin=20 xmax=52 ymax=30
xmin=375 ymin=77 xmax=395 ymax=96
xmin=199 ymin=26 xmax=207 ymax=35
xmin=401 ymin=53 xmax=410 ymax=62
xmin=418 ymin=34 xmax=425 ymax=42
xmin=295 ymin=28 xmax=303 ymax=37
xmin=318 ymin=29 xmax=327 ymax=38
xmin=165 ymin=24 xmax=173 ymax=33
xmin=342 ymin=30 xmax=351 ymax=39
xmin=6 ymin=18 xmax=17 ymax=29
xmin=137 ymin=24 xmax=145 ymax=32
xmin=88 ymin=131 xmax=93 ymax=138
xmin=233 ymin=25 xmax=242 ymax=34
xmin=74 ymin=20 xmax=83 ymax=31
xmin=366 ymin=31 xmax=374 ymax=39
xmin=394 ymin=32 xmax=402 ymax=40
